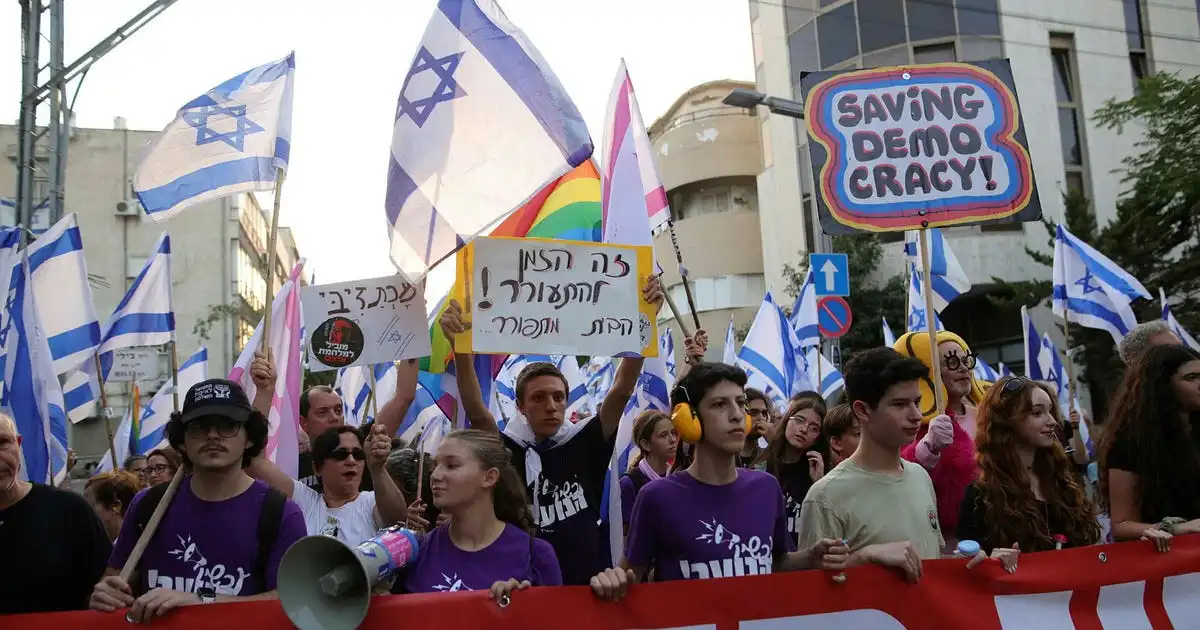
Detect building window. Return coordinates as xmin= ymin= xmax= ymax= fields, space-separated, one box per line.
xmin=817 ymin=1 xmax=860 ymax=68
xmin=235 ymin=243 xmax=267 ymax=312
xmin=958 ymin=37 xmax=1003 ymax=62
xmin=671 ymin=177 xmax=757 ymax=220
xmin=914 ymin=42 xmax=957 ymax=64
xmin=957 ymin=0 xmax=1001 ymax=36
xmin=859 ymin=0 xmax=906 ymax=53
xmin=906 ymin=0 xmax=956 ymax=42
xmin=236 ymin=318 xmax=256 ymax=355
xmin=788 ymin=20 xmax=820 ymax=83
xmin=1124 ymin=0 xmax=1150 ymax=93
xmin=1051 ymin=35 xmax=1089 ymax=196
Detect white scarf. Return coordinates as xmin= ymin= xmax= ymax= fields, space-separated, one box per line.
xmin=637 ymin=457 xmax=663 ymax=482
xmin=502 ymin=414 xmax=594 ymax=518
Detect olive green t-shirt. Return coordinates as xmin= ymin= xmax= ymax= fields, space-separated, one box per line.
xmin=796 ymin=458 xmax=944 ymax=559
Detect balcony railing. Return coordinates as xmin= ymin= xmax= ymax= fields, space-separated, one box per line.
xmin=652 ymin=108 xmax=756 ymax=137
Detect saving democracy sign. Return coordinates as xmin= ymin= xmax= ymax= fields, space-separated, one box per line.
xmin=12 ymin=537 xmax=1200 ymax=629
xmin=803 ymin=60 xmax=1042 ymax=234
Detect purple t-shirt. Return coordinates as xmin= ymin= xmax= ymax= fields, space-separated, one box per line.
xmin=401 ymin=523 xmax=562 ymax=593
xmin=109 ymin=478 xmax=307 ymax=596
xmin=625 ymin=469 xmax=794 ymax=581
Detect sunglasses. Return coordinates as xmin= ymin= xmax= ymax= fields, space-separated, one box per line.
xmin=999 ymin=376 xmax=1033 ymax=393
xmin=942 ymin=351 xmax=978 ymax=371
xmin=185 ymin=417 xmax=242 ymax=439
xmin=328 ymin=447 xmax=366 ymax=462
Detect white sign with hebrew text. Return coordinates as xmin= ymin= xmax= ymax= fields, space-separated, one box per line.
xmin=301 ymin=274 xmax=431 ymax=372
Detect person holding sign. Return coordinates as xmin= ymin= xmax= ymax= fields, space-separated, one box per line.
xmin=895 ymin=331 xmax=986 ymax=552
xmin=90 ymin=380 xmax=306 ymax=622
xmin=592 ymin=362 xmax=848 ymax=599
xmin=393 ymin=430 xmax=561 ymax=596
xmin=439 ymin=276 xmax=664 ymax=586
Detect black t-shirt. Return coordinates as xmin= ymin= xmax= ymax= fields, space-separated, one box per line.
xmin=502 ymin=419 xmax=615 ymax=586
xmin=770 ymin=460 xmax=816 ymax=546
xmin=956 ymin=482 xmax=1079 ymax=554
xmin=1105 ymin=417 xmax=1200 ymax=523
xmin=0 ymin=484 xmax=111 ymax=614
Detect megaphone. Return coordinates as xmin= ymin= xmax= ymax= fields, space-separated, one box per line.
xmin=278 ymin=527 xmax=421 ymax=630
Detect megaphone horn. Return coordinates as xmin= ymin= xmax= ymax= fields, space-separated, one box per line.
xmin=278 ymin=527 xmax=421 ymax=630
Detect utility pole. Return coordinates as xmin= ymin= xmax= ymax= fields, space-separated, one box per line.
xmin=13 ymin=0 xmax=183 ymax=246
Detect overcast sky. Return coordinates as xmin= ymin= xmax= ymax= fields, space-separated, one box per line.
xmin=0 ymin=0 xmax=753 ymax=294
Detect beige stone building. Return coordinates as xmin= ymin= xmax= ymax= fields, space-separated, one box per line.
xmin=648 ymin=79 xmax=766 ymax=361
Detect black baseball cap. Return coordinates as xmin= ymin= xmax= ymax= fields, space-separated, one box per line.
xmin=180 ymin=379 xmax=254 ymax=424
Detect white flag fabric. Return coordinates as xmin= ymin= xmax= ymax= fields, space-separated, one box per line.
xmin=907 ymin=262 xmax=945 ymax=333
xmin=904 ymin=228 xmax=972 ymax=311
xmin=882 ymin=318 xmax=897 ymax=347
xmin=601 ymin=60 xmax=669 ymax=251
xmin=1160 ymin=288 xmax=1199 ymax=352
xmin=737 ymin=293 xmax=805 ymax=410
xmin=27 ymin=214 xmax=101 ymax=374
xmin=134 ymin=53 xmax=295 ymax=221
xmin=1052 ymin=224 xmax=1150 ymax=345
xmin=97 ymin=232 xmax=175 ymax=376
xmin=722 ymin=316 xmax=737 ymax=365
xmin=788 ymin=270 xmax=820 ymax=349
xmin=385 ymin=0 xmax=592 ymax=280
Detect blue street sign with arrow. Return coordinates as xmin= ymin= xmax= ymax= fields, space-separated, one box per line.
xmin=809 ymin=253 xmax=850 ymax=297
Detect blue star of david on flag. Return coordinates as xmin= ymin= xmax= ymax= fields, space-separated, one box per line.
xmin=396 ymin=47 xmax=467 ymax=127
xmin=908 ymin=308 xmax=927 ymax=332
xmin=181 ymin=104 xmax=265 ymax=152
xmin=1074 ymin=268 xmax=1104 ymax=295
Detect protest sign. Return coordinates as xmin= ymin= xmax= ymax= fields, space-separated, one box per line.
xmin=452 ymin=236 xmax=658 ymax=357
xmin=802 ymin=60 xmax=1041 ymax=235
xmin=106 ymin=348 xmax=159 ymax=383
xmin=301 ymin=275 xmax=431 ymax=372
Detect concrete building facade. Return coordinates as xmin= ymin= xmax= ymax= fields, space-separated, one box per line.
xmin=647 ymin=80 xmax=765 ymax=360
xmin=747 ymin=0 xmax=1200 ymax=372
xmin=0 ymin=119 xmax=304 ymax=461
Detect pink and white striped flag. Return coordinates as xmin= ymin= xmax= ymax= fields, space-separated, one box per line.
xmin=228 ymin=260 xmax=305 ymax=477
xmin=601 ymin=60 xmax=670 ymax=249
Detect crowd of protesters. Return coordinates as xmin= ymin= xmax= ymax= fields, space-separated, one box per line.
xmin=2 ymin=283 xmax=1198 ymax=621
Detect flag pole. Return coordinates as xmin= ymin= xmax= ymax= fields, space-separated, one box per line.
xmin=367 ymin=366 xmax=380 ymax=423
xmin=261 ymin=168 xmax=285 ymax=345
xmin=120 ymin=467 xmax=183 ymax=584
xmin=665 ymin=219 xmax=702 ymax=331
xmin=94 ymin=354 xmax=118 ymax=471
xmin=661 ymin=288 xmax=693 ymax=339
xmin=168 ymin=340 xmax=180 ymax=413
xmin=918 ymin=229 xmax=945 ymax=414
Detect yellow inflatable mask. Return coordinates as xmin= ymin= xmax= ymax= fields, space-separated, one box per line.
xmin=893 ymin=330 xmax=986 ymax=422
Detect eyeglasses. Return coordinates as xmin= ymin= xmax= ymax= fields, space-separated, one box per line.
xmin=144 ymin=464 xmax=171 ymax=475
xmin=328 ymin=447 xmax=366 ymax=462
xmin=942 ymin=351 xmax=978 ymax=371
xmin=184 ymin=417 xmax=242 ymax=439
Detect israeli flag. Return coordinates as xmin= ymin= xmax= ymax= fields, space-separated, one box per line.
xmin=1160 ymin=288 xmax=1200 ymax=351
xmin=1052 ymin=224 xmax=1150 ymax=345
xmin=882 ymin=317 xmax=897 ymax=347
xmin=0 ymin=227 xmax=24 ymax=380
xmin=905 ymin=229 xmax=972 ymax=311
xmin=134 ymin=53 xmax=294 ymax=221
xmin=398 ymin=377 xmax=453 ymax=446
xmin=722 ymin=315 xmax=737 ymax=365
xmin=802 ymin=345 xmax=845 ymax=401
xmin=0 ymin=197 xmax=50 ymax=236
xmin=660 ymin=328 xmax=676 ymax=383
xmin=96 ymin=232 xmax=175 ymax=378
xmin=973 ymin=356 xmax=1002 ymax=383
xmin=1022 ymin=306 xmax=1068 ymax=406
xmin=337 ymin=362 xmax=399 ymax=427
xmin=3 ymin=251 xmax=69 ymax=485
xmin=907 ymin=262 xmax=944 ymax=333
xmin=27 ymin=214 xmax=101 ymax=374
xmin=386 ymin=0 xmax=592 ymax=280
xmin=97 ymin=346 xmax=208 ymax=471
xmin=494 ymin=354 xmax=549 ymax=422
xmin=788 ymin=269 xmax=820 ymax=349
xmin=584 ymin=356 xmax=614 ymax=413
xmin=998 ymin=362 xmax=1013 ymax=377
xmin=737 ymin=292 xmax=805 ymax=409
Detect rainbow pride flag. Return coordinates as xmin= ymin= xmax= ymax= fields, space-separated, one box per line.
xmin=421 ymin=161 xmax=602 ymax=374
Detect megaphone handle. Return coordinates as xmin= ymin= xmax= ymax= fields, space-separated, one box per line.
xmin=120 ymin=468 xmax=185 ymax=582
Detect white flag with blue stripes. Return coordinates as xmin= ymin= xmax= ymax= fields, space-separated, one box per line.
xmin=97 ymin=232 xmax=175 ymax=378
xmin=134 ymin=53 xmax=295 ymax=221
xmin=737 ymin=292 xmax=804 ymax=409
xmin=788 ymin=269 xmax=820 ymax=349
xmin=907 ymin=262 xmax=944 ymax=333
xmin=882 ymin=317 xmax=897 ymax=347
xmin=2 ymin=251 xmax=69 ymax=485
xmin=398 ymin=377 xmax=453 ymax=446
xmin=1160 ymin=288 xmax=1199 ymax=352
xmin=802 ymin=345 xmax=845 ymax=401
xmin=385 ymin=0 xmax=592 ymax=280
xmin=973 ymin=356 xmax=1002 ymax=383
xmin=1022 ymin=306 xmax=1068 ymax=406
xmin=553 ymin=355 xmax=589 ymax=421
xmin=335 ymin=362 xmax=399 ymax=427
xmin=1052 ymin=224 xmax=1150 ymax=345
xmin=660 ymin=328 xmax=676 ymax=383
xmin=584 ymin=356 xmax=614 ymax=413
xmin=722 ymin=315 xmax=737 ymax=365
xmin=28 ymin=214 xmax=100 ymax=374
xmin=0 ymin=227 xmax=23 ymax=385
xmin=96 ymin=346 xmax=208 ymax=472
xmin=905 ymin=229 xmax=971 ymax=311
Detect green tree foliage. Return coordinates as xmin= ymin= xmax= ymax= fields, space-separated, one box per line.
xmin=988 ymin=73 xmax=1200 ymax=418
xmin=783 ymin=234 xmax=906 ymax=357
xmin=192 ymin=304 xmax=241 ymax=342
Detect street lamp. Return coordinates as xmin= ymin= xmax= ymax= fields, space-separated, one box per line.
xmin=722 ymin=88 xmax=806 ymax=119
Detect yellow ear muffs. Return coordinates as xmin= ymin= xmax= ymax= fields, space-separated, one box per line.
xmin=672 ymin=402 xmax=702 ymax=444
xmin=745 ymin=414 xmax=754 ymax=434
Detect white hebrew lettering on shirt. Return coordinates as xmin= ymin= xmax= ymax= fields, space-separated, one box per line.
xmin=534 ymin=477 xmax=588 ymax=528
xmin=433 ymin=573 xmax=470 ymax=592
xmin=146 ymin=533 xmax=251 ymax=595
xmin=677 ymin=518 xmax=774 ymax=580
xmin=785 ymin=496 xmax=801 ymax=536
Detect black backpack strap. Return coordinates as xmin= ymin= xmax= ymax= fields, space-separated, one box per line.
xmin=133 ymin=482 xmax=172 ymax=535
xmin=255 ymin=487 xmax=288 ymax=584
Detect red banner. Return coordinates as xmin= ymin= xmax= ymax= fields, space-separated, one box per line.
xmin=9 ymin=538 xmax=1200 ymax=629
